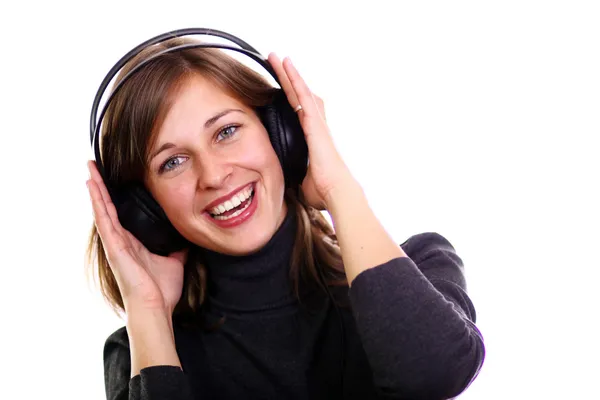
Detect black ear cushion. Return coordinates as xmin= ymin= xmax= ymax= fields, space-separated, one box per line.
xmin=259 ymin=90 xmax=308 ymax=187
xmin=261 ymin=103 xmax=285 ymax=166
xmin=110 ymin=184 xmax=189 ymax=256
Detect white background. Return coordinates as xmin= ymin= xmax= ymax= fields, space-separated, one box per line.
xmin=1 ymin=1 xmax=598 ymax=398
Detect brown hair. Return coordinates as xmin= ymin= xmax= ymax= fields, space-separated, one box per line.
xmin=86 ymin=37 xmax=348 ymax=323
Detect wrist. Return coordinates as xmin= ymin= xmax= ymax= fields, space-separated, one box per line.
xmin=324 ymin=176 xmax=365 ymax=213
xmin=126 ymin=306 xmax=180 ymax=377
xmin=125 ymin=306 xmax=174 ymax=336
xmin=124 ymin=296 xmax=172 ymax=317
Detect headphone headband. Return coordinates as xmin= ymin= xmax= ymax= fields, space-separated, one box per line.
xmin=90 ymin=28 xmax=280 ymax=175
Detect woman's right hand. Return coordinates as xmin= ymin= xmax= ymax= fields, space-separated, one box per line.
xmin=86 ymin=160 xmax=188 ymax=314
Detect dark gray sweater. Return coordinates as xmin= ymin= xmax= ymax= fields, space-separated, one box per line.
xmin=103 ymin=210 xmax=485 ymax=399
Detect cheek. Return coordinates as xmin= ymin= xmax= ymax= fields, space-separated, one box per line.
xmin=254 ymin=144 xmax=284 ymax=183
xmin=236 ymin=134 xmax=283 ymax=175
xmin=154 ymin=180 xmax=196 ymax=215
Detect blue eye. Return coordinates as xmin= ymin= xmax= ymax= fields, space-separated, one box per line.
xmin=159 ymin=156 xmax=187 ymax=173
xmin=216 ymin=124 xmax=240 ymax=142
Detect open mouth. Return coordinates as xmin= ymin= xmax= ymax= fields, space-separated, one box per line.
xmin=208 ymin=184 xmax=255 ymax=221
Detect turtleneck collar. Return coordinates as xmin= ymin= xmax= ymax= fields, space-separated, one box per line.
xmin=200 ymin=209 xmax=298 ymax=315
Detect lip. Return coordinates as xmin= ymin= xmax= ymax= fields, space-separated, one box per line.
xmin=205 ymin=182 xmax=258 ymax=229
xmin=204 ymin=182 xmax=255 ymax=212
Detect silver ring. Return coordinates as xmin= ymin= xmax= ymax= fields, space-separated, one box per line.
xmin=294 ymin=104 xmax=303 ymax=113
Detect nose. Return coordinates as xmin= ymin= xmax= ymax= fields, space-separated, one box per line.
xmin=194 ymin=153 xmax=233 ymax=191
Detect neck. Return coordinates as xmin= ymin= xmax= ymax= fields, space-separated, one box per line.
xmin=200 ymin=209 xmax=298 ymax=314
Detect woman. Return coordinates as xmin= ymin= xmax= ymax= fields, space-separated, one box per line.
xmin=86 ymin=33 xmax=485 ymax=400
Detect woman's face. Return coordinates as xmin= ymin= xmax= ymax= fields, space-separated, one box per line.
xmin=144 ymin=74 xmax=287 ymax=256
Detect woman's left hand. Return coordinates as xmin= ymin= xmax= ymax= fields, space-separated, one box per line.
xmin=268 ymin=53 xmax=355 ymax=210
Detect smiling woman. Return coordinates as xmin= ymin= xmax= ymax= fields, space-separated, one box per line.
xmin=86 ymin=30 xmax=485 ymax=400
xmin=88 ymin=34 xmax=335 ymax=314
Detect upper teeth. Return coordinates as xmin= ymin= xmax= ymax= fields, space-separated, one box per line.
xmin=210 ymin=185 xmax=254 ymax=215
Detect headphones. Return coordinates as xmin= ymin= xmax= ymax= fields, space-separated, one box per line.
xmin=90 ymin=28 xmax=308 ymax=256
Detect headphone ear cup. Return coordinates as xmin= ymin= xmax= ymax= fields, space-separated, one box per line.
xmin=110 ymin=184 xmax=188 ymax=256
xmin=259 ymin=90 xmax=308 ymax=188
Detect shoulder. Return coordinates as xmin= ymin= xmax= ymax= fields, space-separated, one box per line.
xmin=398 ymin=232 xmax=466 ymax=287
xmin=400 ymin=232 xmax=458 ymax=260
xmin=103 ymin=326 xmax=131 ymax=397
xmin=104 ymin=326 xmax=130 ymax=362
xmin=105 ymin=326 xmax=129 ymax=349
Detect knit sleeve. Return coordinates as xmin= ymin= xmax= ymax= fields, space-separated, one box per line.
xmin=103 ymin=327 xmax=194 ymax=400
xmin=347 ymin=232 xmax=485 ymax=400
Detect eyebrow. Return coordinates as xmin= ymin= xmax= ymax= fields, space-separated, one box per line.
xmin=148 ymin=108 xmax=245 ymax=163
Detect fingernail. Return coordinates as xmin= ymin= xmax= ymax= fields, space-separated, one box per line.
xmin=287 ymin=57 xmax=298 ymax=72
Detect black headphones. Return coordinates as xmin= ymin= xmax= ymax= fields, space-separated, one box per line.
xmin=90 ymin=28 xmax=308 ymax=257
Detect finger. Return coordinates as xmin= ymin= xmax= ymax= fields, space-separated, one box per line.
xmin=87 ymin=160 xmax=113 ymax=206
xmin=87 ymin=178 xmax=120 ymax=248
xmin=269 ymin=54 xmax=326 ymax=122
xmin=87 ymin=160 xmax=121 ymax=227
xmin=267 ymin=53 xmax=300 ymax=107
xmin=312 ymin=93 xmax=326 ymax=122
xmin=281 ymin=58 xmax=320 ymax=120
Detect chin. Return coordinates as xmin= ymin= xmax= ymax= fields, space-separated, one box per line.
xmin=219 ymin=233 xmax=273 ymax=256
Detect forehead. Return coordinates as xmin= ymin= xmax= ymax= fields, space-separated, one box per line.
xmin=154 ymin=74 xmax=246 ymax=139
xmin=170 ymin=74 xmax=240 ymax=114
